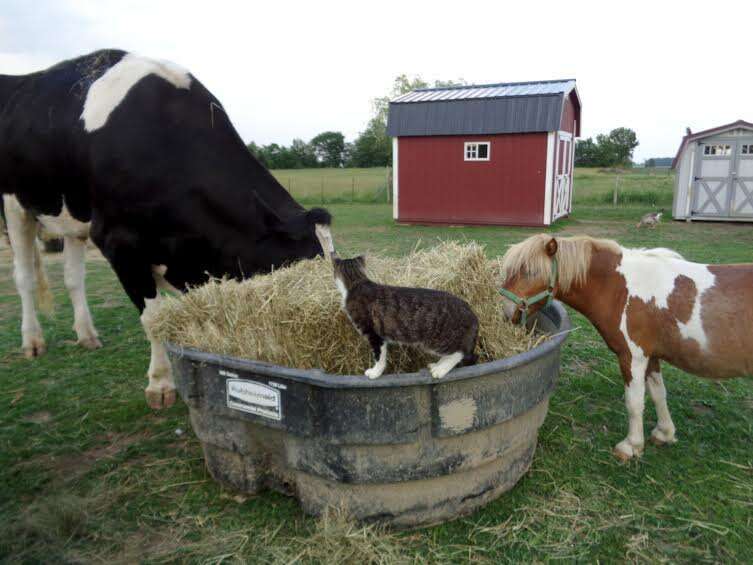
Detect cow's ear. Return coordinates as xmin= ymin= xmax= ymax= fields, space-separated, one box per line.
xmin=545 ymin=238 xmax=558 ymax=257
xmin=274 ymin=207 xmax=333 ymax=241
xmin=306 ymin=207 xmax=331 ymax=226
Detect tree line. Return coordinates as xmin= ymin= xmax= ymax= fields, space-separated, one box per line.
xmin=247 ymin=75 xmax=465 ymax=169
xmin=249 ymin=78 xmax=641 ymax=170
xmin=574 ymin=127 xmax=639 ymax=167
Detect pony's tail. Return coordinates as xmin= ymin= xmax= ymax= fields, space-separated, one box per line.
xmin=33 ymin=242 xmax=54 ymax=316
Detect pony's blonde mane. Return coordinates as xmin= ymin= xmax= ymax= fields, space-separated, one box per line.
xmin=500 ymin=234 xmax=622 ymax=292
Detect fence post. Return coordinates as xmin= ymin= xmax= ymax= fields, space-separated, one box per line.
xmin=613 ymin=175 xmax=619 ymax=206
xmin=321 ymin=179 xmax=324 ymax=204
xmin=289 ymin=177 xmax=292 ymax=193
xmin=352 ymin=177 xmax=355 ymax=203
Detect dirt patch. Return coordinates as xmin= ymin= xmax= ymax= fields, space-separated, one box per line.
xmin=692 ymin=402 xmax=714 ymax=416
xmin=18 ymin=431 xmax=146 ymax=483
xmin=22 ymin=410 xmax=53 ymax=424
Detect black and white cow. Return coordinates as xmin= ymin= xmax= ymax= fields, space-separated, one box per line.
xmin=1 ymin=49 xmax=332 ymax=409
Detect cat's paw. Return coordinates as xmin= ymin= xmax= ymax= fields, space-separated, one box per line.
xmin=430 ymin=364 xmax=449 ymax=379
xmin=365 ymin=367 xmax=383 ymax=380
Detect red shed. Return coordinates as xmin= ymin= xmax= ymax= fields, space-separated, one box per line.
xmin=387 ymin=80 xmax=581 ymax=226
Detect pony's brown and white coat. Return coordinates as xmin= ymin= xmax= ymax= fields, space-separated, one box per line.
xmin=501 ymin=234 xmax=753 ymax=460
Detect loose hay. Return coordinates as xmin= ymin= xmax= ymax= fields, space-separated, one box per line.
xmin=149 ymin=242 xmax=543 ymax=375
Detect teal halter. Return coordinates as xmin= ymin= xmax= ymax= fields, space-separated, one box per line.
xmin=500 ymin=258 xmax=559 ymax=326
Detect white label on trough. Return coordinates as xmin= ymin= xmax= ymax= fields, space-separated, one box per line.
xmin=226 ymin=378 xmax=282 ymax=421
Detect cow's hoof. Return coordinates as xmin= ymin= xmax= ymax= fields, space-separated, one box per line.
xmin=23 ymin=338 xmax=47 ymax=358
xmin=145 ymin=385 xmax=177 ymax=410
xmin=613 ymin=440 xmax=643 ymax=462
xmin=78 ymin=336 xmax=103 ymax=350
xmin=650 ymin=427 xmax=677 ymax=446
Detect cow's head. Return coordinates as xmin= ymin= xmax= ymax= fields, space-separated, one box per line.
xmin=249 ymin=198 xmax=334 ymax=272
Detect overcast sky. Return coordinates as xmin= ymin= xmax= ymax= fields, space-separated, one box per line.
xmin=1 ymin=1 xmax=750 ymax=162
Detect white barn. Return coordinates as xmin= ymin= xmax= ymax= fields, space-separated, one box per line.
xmin=672 ymin=120 xmax=753 ymax=221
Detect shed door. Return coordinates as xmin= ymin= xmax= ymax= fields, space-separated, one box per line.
xmin=691 ymin=141 xmax=736 ymax=216
xmin=731 ymin=139 xmax=753 ymax=217
xmin=552 ymin=132 xmax=573 ymax=221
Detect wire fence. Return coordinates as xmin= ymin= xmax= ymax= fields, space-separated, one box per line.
xmin=272 ymin=168 xmax=392 ymax=205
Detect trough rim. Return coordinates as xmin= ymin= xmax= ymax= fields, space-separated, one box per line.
xmin=165 ymin=301 xmax=570 ymax=390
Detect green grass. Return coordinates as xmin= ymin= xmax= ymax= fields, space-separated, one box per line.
xmin=573 ymin=167 xmax=675 ymax=207
xmin=266 ymin=166 xmax=676 ymax=208
xmin=270 ymin=167 xmax=390 ymax=204
xmin=2 ymin=202 xmax=753 ymax=562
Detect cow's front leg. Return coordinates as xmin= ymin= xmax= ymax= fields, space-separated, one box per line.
xmin=95 ymin=234 xmax=175 ymax=409
xmin=140 ymin=292 xmax=175 ymax=409
xmin=614 ymin=352 xmax=648 ymax=461
xmin=4 ymin=195 xmax=46 ymax=357
xmin=63 ymin=235 xmax=102 ymax=350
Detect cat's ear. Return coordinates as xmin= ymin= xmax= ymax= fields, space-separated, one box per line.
xmin=355 ymin=255 xmax=366 ymax=268
xmin=332 ymin=257 xmax=342 ymax=267
xmin=545 ymin=238 xmax=558 ymax=257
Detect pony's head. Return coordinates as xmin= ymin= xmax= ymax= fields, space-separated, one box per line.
xmin=500 ymin=234 xmax=619 ymax=324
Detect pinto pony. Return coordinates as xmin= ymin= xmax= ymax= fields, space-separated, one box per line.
xmin=500 ymin=234 xmax=753 ymax=461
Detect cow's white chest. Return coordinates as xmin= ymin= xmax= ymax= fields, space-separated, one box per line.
xmin=81 ymin=53 xmax=191 ymax=132
xmin=617 ymin=248 xmax=715 ymax=350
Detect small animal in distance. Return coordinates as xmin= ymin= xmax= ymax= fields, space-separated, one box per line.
xmin=637 ymin=211 xmax=663 ymax=228
xmin=332 ymin=255 xmax=479 ymax=379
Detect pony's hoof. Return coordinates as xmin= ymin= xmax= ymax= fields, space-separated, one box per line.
xmin=650 ymin=427 xmax=677 ymax=446
xmin=23 ymin=338 xmax=47 ymax=358
xmin=78 ymin=336 xmax=103 ymax=350
xmin=613 ymin=440 xmax=643 ymax=462
xmin=145 ymin=384 xmax=177 ymax=409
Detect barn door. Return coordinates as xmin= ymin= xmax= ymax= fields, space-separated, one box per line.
xmin=691 ymin=141 xmax=737 ymax=216
xmin=730 ymin=139 xmax=753 ymax=217
xmin=552 ymin=132 xmax=573 ymax=221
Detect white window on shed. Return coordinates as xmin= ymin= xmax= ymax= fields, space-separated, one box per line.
xmin=703 ymin=144 xmax=731 ymax=156
xmin=742 ymin=144 xmax=751 ymax=155
xmin=464 ymin=142 xmax=490 ymax=161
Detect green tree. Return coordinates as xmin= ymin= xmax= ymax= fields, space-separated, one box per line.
xmin=575 ymin=138 xmax=599 ymax=167
xmin=310 ymin=131 xmax=345 ymax=168
xmin=247 ymin=141 xmax=268 ymax=168
xmin=289 ymin=138 xmax=317 ymax=168
xmin=372 ymin=75 xmax=467 ymax=127
xmin=349 ymin=117 xmax=391 ymax=167
xmin=574 ymin=128 xmax=639 ymax=167
xmin=355 ymin=75 xmax=467 ymax=167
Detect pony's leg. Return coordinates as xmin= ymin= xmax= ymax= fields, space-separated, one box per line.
xmin=646 ymin=358 xmax=677 ymax=446
xmin=614 ymin=352 xmax=649 ymax=461
xmin=4 ymin=195 xmax=45 ymax=357
xmin=63 ymin=235 xmax=102 ymax=350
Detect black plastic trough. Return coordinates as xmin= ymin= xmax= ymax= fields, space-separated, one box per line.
xmin=166 ymin=302 xmax=571 ymax=528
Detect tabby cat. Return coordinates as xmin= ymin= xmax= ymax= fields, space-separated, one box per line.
xmin=332 ymin=255 xmax=479 ymax=379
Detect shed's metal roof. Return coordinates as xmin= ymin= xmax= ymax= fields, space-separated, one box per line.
xmin=392 ymin=79 xmax=576 ymax=103
xmin=387 ymin=79 xmax=579 ymax=137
